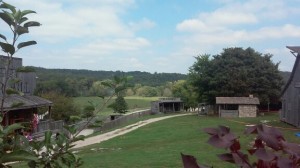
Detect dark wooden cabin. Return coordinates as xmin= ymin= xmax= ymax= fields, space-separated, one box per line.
xmin=0 ymin=56 xmax=61 ymax=135
xmin=280 ymin=46 xmax=300 ymax=127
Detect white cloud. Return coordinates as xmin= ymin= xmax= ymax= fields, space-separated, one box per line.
xmin=6 ymin=0 xmax=136 ymax=43
xmin=264 ymin=47 xmax=296 ymax=71
xmin=68 ymin=37 xmax=151 ymax=58
xmin=129 ymin=18 xmax=156 ymax=31
xmin=175 ymin=0 xmax=300 ymax=56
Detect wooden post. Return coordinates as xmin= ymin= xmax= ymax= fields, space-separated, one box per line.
xmin=218 ymin=105 xmax=221 ymax=118
xmin=5 ymin=111 xmax=9 ymax=126
xmin=173 ymin=103 xmax=175 ymax=112
xmin=48 ymin=106 xmax=52 ymax=120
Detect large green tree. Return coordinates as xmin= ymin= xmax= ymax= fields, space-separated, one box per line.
xmin=189 ymin=47 xmax=283 ymax=105
xmin=172 ymin=80 xmax=198 ymax=111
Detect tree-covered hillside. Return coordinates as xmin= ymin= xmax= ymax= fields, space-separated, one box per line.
xmin=32 ymin=67 xmax=187 ymax=97
xmin=34 ymin=67 xmax=187 ymax=86
xmin=32 ymin=66 xmax=290 ymax=98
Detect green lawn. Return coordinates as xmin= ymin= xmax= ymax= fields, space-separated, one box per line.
xmin=75 ymin=113 xmax=300 ymax=168
xmin=73 ymin=96 xmax=161 ymax=116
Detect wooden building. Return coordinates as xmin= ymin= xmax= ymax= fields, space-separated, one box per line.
xmin=0 ymin=56 xmax=58 ymax=135
xmin=216 ymin=96 xmax=260 ymax=117
xmin=280 ymin=46 xmax=300 ymax=127
xmin=151 ymin=98 xmax=183 ymax=114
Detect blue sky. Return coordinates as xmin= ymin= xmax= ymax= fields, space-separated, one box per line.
xmin=1 ymin=0 xmax=300 ymax=74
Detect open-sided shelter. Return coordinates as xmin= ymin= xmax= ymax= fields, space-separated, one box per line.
xmin=216 ymin=96 xmax=260 ymax=117
xmin=151 ymin=98 xmax=183 ymax=114
xmin=280 ymin=46 xmax=300 ymax=127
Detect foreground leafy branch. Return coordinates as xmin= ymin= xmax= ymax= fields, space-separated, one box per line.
xmin=0 ymin=1 xmax=132 ymax=167
xmin=182 ymin=124 xmax=300 ymax=168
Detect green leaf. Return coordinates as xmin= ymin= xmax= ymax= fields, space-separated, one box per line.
xmin=44 ymin=131 xmax=52 ymax=146
xmin=64 ymin=125 xmax=77 ymax=134
xmin=0 ymin=150 xmax=36 ymax=163
xmin=0 ymin=12 xmax=14 ymax=26
xmin=24 ymin=21 xmax=40 ymax=27
xmin=14 ymin=9 xmax=21 ymax=21
xmin=0 ymin=33 xmax=6 ymax=41
xmin=0 ymin=42 xmax=15 ymax=55
xmin=16 ymin=26 xmax=29 ymax=35
xmin=3 ymin=123 xmax=24 ymax=135
xmin=17 ymin=41 xmax=37 ymax=49
xmin=98 ymin=95 xmax=105 ymax=99
xmin=5 ymin=88 xmax=19 ymax=95
xmin=21 ymin=10 xmax=36 ymax=17
xmin=19 ymin=17 xmax=28 ymax=24
xmin=72 ymin=135 xmax=85 ymax=142
xmin=0 ymin=2 xmax=16 ymax=13
xmin=10 ymin=102 xmax=25 ymax=108
xmin=3 ymin=11 xmax=14 ymax=22
xmin=101 ymin=81 xmax=113 ymax=88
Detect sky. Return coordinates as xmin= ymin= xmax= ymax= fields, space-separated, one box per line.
xmin=1 ymin=0 xmax=300 ymax=74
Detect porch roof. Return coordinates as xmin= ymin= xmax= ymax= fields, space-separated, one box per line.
xmin=1 ymin=95 xmax=52 ymax=111
xmin=216 ymin=97 xmax=260 ymax=105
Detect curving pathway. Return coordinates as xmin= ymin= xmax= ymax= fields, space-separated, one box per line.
xmin=73 ymin=113 xmax=192 ymax=149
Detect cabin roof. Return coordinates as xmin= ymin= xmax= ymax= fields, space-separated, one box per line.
xmin=281 ymin=46 xmax=300 ymax=96
xmin=216 ymin=97 xmax=260 ymax=105
xmin=1 ymin=95 xmax=52 ymax=111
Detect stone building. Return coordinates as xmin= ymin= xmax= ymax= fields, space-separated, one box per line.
xmin=216 ymin=96 xmax=260 ymax=117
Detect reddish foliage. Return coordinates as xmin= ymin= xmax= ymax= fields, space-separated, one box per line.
xmin=181 ymin=124 xmax=300 ymax=168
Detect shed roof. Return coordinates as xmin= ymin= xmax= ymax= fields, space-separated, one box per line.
xmin=1 ymin=95 xmax=52 ymax=111
xmin=281 ymin=46 xmax=300 ymax=96
xmin=216 ymin=97 xmax=260 ymax=105
xmin=154 ymin=97 xmax=183 ymax=103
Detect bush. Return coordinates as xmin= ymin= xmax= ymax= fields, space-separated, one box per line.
xmin=108 ymin=96 xmax=128 ymax=114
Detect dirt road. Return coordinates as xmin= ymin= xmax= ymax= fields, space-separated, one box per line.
xmin=74 ymin=113 xmax=191 ymax=149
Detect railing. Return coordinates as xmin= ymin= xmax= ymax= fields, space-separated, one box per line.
xmin=32 ymin=120 xmax=64 ymax=137
xmin=94 ymin=109 xmax=152 ymax=133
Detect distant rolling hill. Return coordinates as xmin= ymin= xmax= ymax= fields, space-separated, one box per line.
xmin=33 ymin=67 xmax=187 ymax=87
xmin=33 ymin=66 xmax=290 ymax=88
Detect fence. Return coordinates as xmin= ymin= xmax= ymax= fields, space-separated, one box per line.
xmin=32 ymin=109 xmax=151 ymax=137
xmin=94 ymin=109 xmax=152 ymax=133
xmin=32 ymin=120 xmax=64 ymax=137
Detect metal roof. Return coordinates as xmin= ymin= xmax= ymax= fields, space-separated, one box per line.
xmin=216 ymin=97 xmax=260 ymax=105
xmin=287 ymin=46 xmax=300 ymax=55
xmin=281 ymin=46 xmax=300 ymax=96
xmin=154 ymin=97 xmax=183 ymax=103
xmin=1 ymin=95 xmax=52 ymax=111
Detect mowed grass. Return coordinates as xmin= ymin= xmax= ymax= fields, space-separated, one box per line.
xmin=73 ymin=96 xmax=161 ymax=116
xmin=76 ymin=113 xmax=300 ymax=168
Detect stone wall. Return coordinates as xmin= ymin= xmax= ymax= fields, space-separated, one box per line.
xmin=239 ymin=105 xmax=257 ymax=117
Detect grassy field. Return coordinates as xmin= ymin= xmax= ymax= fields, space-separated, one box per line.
xmin=73 ymin=96 xmax=160 ymax=116
xmin=75 ymin=113 xmax=300 ymax=168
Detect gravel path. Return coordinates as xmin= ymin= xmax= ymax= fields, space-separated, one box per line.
xmin=73 ymin=113 xmax=192 ymax=149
